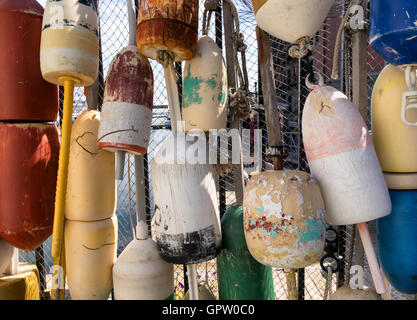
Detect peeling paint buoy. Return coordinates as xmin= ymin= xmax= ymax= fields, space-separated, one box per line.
xmin=243 ymin=170 xmax=326 ymax=269
xmin=182 ymin=36 xmax=228 ymax=132
xmin=217 ymin=205 xmax=275 ymax=300
xmin=65 ymin=215 xmax=118 ymax=300
xmin=98 ymin=46 xmax=154 ymax=156
xmin=251 ymin=0 xmax=333 ymax=44
xmin=329 ymin=285 xmax=381 ymax=300
xmin=0 ymin=123 xmax=59 ymax=251
xmin=151 ymin=133 xmax=222 ymax=265
xmin=66 ymin=110 xmax=116 ymax=221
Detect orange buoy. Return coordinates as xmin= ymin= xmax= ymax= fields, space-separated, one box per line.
xmin=0 ymin=0 xmax=58 ymax=122
xmin=0 ymin=123 xmax=60 ymax=251
xmin=137 ymin=0 xmax=199 ymax=62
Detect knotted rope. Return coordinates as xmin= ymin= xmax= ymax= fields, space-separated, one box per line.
xmin=289 ymin=36 xmax=314 ymax=59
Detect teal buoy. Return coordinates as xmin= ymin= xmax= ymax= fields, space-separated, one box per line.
xmin=217 ymin=205 xmax=275 ymax=300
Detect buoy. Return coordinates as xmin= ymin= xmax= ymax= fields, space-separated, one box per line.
xmin=370 ymin=1 xmax=417 ymax=66
xmin=65 ymin=110 xmax=116 ymax=221
xmin=0 ymin=123 xmax=59 ymax=251
xmin=377 ymin=190 xmax=417 ymax=295
xmin=184 ymin=283 xmax=216 ymax=300
xmin=243 ymin=170 xmax=326 ymax=269
xmin=384 ymin=173 xmax=417 ymax=190
xmin=113 ymin=233 xmax=174 ymax=300
xmin=0 ymin=239 xmax=14 ymax=275
xmin=329 ymin=285 xmax=381 ymax=300
xmin=302 ymin=84 xmax=391 ymax=294
xmin=152 ymin=133 xmax=222 ymax=265
xmin=0 ymin=264 xmax=40 ymax=300
xmin=65 ymin=215 xmax=118 ymax=300
xmin=40 ymin=0 xmax=99 ymax=86
xmin=372 ymin=64 xmax=417 ymax=176
xmin=0 ymin=0 xmax=58 ymax=122
xmin=137 ymin=0 xmax=199 ymax=62
xmin=40 ymin=0 xmax=100 ymax=299
xmin=98 ymin=46 xmax=153 ymax=155
xmin=182 ymin=36 xmax=228 ymax=132
xmin=217 ymin=205 xmax=275 ymax=300
xmin=251 ymin=0 xmax=333 ymax=44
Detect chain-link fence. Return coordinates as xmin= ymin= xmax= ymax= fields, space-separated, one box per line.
xmin=17 ymin=0 xmax=415 ymax=300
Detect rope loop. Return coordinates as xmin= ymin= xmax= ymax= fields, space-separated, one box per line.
xmin=157 ymin=50 xmax=175 ymax=69
xmin=289 ymin=36 xmax=314 ymax=59
xmin=202 ymin=0 xmax=221 ymax=35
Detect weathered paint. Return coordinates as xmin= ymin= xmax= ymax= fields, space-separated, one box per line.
xmin=329 ymin=285 xmax=381 ymax=300
xmin=302 ymin=86 xmax=391 ymax=226
xmin=217 ymin=206 xmax=275 ymax=300
xmin=0 ymin=239 xmax=14 ymax=275
xmin=113 ymin=238 xmax=174 ymax=300
xmin=40 ymin=0 xmax=99 ymax=86
xmin=377 ymin=190 xmax=417 ymax=294
xmin=372 ymin=64 xmax=417 ymax=175
xmin=65 ymin=110 xmax=116 ymax=222
xmin=151 ymin=133 xmax=222 ymax=265
xmin=370 ymin=1 xmax=417 ymax=65
xmin=65 ymin=215 xmax=118 ymax=300
xmin=137 ymin=0 xmax=199 ymax=62
xmin=251 ymin=0 xmax=333 ymax=44
xmin=0 ymin=264 xmax=40 ymax=300
xmin=243 ymin=170 xmax=326 ymax=269
xmin=0 ymin=123 xmax=60 ymax=251
xmin=0 ymin=0 xmax=58 ymax=122
xmin=98 ymin=46 xmax=153 ymax=155
xmin=182 ymin=36 xmax=228 ymax=132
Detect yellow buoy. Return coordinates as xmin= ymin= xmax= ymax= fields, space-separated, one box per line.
xmin=65 ymin=215 xmax=118 ymax=300
xmin=65 ymin=110 xmax=116 ymax=221
xmin=0 ymin=264 xmax=40 ymax=300
xmin=372 ymin=64 xmax=417 ymax=174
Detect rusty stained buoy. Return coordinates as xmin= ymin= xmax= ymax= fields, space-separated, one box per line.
xmin=66 ymin=110 xmax=116 ymax=222
xmin=0 ymin=0 xmax=58 ymax=121
xmin=243 ymin=170 xmax=326 ymax=269
xmin=40 ymin=0 xmax=99 ymax=86
xmin=0 ymin=123 xmax=60 ymax=251
xmin=98 ymin=46 xmax=154 ymax=155
xmin=137 ymin=0 xmax=199 ymax=62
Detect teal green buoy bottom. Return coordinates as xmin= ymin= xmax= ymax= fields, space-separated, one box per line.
xmin=217 ymin=205 xmax=275 ymax=300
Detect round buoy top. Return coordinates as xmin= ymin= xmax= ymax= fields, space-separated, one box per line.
xmin=221 ymin=205 xmax=246 ymax=251
xmin=302 ymin=86 xmax=371 ymax=162
xmin=103 ymin=45 xmax=153 ymax=108
xmin=329 ymin=285 xmax=381 ymax=300
xmin=0 ymin=0 xmax=43 ymax=16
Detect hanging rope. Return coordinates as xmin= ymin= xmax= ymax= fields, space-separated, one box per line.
xmin=289 ymin=36 xmax=314 ymax=59
xmin=223 ymin=0 xmax=253 ymax=121
xmin=331 ymin=0 xmax=363 ymax=80
xmin=202 ymin=0 xmax=221 ymax=35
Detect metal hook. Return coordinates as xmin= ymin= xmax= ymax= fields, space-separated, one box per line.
xmin=306 ymin=72 xmax=325 ymax=90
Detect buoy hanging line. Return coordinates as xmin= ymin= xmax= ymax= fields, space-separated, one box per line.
xmin=288 ymin=36 xmax=314 ymax=59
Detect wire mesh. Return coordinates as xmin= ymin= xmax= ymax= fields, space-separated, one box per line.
xmin=15 ymin=0 xmax=415 ymax=300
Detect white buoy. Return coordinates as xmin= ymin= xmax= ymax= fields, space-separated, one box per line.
xmin=182 ymin=36 xmax=228 ymax=132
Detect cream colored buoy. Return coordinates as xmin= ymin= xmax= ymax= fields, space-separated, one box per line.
xmin=372 ymin=64 xmax=417 ymax=174
xmin=302 ymin=85 xmax=391 ymax=226
xmin=0 ymin=239 xmax=14 ymax=275
xmin=65 ymin=110 xmax=116 ymax=221
xmin=65 ymin=215 xmax=118 ymax=300
xmin=383 ymin=172 xmax=417 ymax=190
xmin=113 ymin=228 xmax=174 ymax=300
xmin=151 ymin=133 xmax=222 ymax=265
xmin=182 ymin=36 xmax=228 ymax=132
xmin=251 ymin=0 xmax=333 ymax=44
xmin=98 ymin=46 xmax=154 ymax=155
xmin=40 ymin=0 xmax=99 ymax=86
xmin=329 ymin=285 xmax=381 ymax=300
xmin=243 ymin=170 xmax=326 ymax=269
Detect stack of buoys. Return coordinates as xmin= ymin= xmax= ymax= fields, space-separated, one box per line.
xmin=370 ymin=2 xmax=417 ymax=294
xmin=251 ymin=0 xmax=333 ymax=44
xmin=40 ymin=0 xmax=100 ymax=299
xmin=0 ymin=0 xmax=59 ymax=252
xmin=302 ymin=83 xmax=391 ymax=295
xmin=110 ymin=0 xmax=174 ymax=301
xmin=217 ymin=205 xmax=275 ymax=300
xmin=64 ymin=110 xmax=117 ymax=300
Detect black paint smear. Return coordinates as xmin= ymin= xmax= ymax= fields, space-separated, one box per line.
xmin=157 ymin=226 xmax=221 ymax=265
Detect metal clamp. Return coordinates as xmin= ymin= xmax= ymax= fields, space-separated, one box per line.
xmin=320 ymin=226 xmax=340 ymax=274
xmin=402 ymin=66 xmax=417 ymax=126
xmin=306 ymin=72 xmax=324 ymax=91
